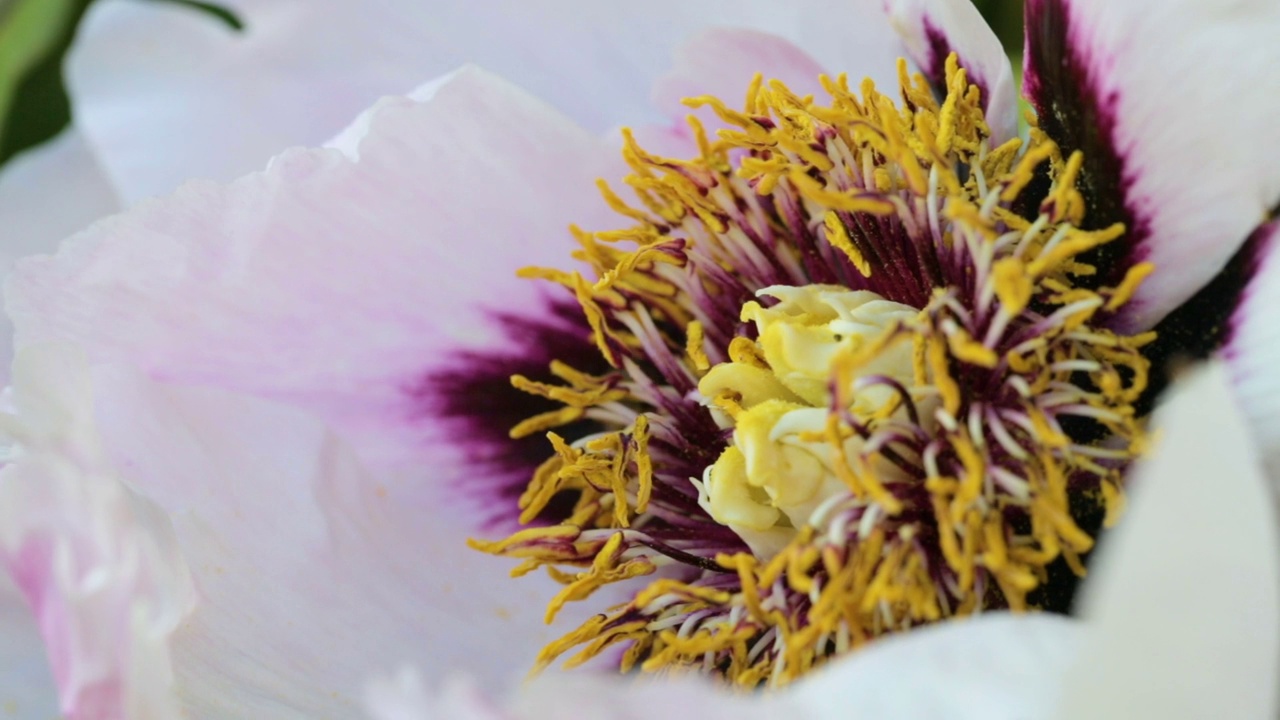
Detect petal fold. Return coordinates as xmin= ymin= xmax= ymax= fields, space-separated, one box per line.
xmin=0 ymin=343 xmax=194 ymax=720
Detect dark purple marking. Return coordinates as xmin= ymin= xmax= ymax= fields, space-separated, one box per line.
xmin=411 ymin=293 xmax=609 ymax=532
xmin=922 ymin=18 xmax=991 ymax=117
xmin=1023 ymin=0 xmax=1147 ymax=290
xmin=1136 ymin=216 xmax=1280 ymax=414
xmin=1224 ymin=218 xmax=1280 ymax=346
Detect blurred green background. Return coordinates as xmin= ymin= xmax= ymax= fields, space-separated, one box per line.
xmin=0 ymin=0 xmax=1023 ymax=173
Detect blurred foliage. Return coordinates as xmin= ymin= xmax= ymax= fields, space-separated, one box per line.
xmin=0 ymin=0 xmax=92 ymax=167
xmin=0 ymin=0 xmax=240 ymax=170
xmin=0 ymin=0 xmax=1025 ymax=174
xmin=974 ymin=0 xmax=1025 ymax=55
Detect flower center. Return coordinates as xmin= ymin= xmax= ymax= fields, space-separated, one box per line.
xmin=471 ymin=54 xmax=1153 ymax=687
xmin=697 ymin=285 xmax=920 ymax=557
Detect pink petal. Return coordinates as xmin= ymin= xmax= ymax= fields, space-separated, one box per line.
xmin=1058 ymin=362 xmax=1280 ymax=718
xmin=10 ymin=66 xmax=622 ymax=526
xmin=69 ymin=0 xmax=903 ymax=204
xmin=652 ymin=28 xmax=829 ymax=123
xmin=650 ymin=18 xmax=905 ymax=124
xmin=9 ymin=68 xmax=641 ymax=715
xmin=885 ymin=0 xmax=1018 ymax=143
xmin=1023 ymin=0 xmax=1280 ymax=331
xmin=0 ymin=343 xmax=195 ymax=720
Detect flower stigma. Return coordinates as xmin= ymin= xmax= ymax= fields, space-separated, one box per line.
xmin=470 ymin=55 xmax=1154 ymax=687
xmin=696 ymin=285 xmax=922 ymax=558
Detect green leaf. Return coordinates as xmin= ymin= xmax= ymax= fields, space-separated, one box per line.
xmin=0 ymin=0 xmax=242 ymax=170
xmin=0 ymin=0 xmax=91 ymax=166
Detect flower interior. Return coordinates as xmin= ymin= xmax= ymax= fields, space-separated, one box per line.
xmin=471 ymin=55 xmax=1154 ymax=687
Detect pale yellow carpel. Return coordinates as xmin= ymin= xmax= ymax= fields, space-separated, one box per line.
xmin=696 ymin=285 xmax=919 ymax=555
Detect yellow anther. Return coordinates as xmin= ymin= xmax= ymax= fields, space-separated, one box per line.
xmin=1028 ymin=224 xmax=1125 ymax=276
xmin=992 ymin=257 xmax=1033 ymax=316
xmin=686 ymin=320 xmax=710 ymax=372
xmin=788 ymin=171 xmax=896 ymax=215
xmin=595 ymin=178 xmax=653 ymax=225
xmin=544 ymin=532 xmax=656 ymax=624
xmin=572 ymin=273 xmax=619 ymax=367
xmin=509 ymin=406 xmax=585 ymax=439
xmin=824 ymin=211 xmax=872 ymax=277
xmin=946 ymin=327 xmax=999 ymax=368
xmin=510 ymin=374 xmax=627 ymax=407
xmin=927 ymin=336 xmax=962 ymax=416
xmin=1001 ymin=142 xmax=1055 ymax=203
xmin=1105 ymin=262 xmax=1156 ymax=312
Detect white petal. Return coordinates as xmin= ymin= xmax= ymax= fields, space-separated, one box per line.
xmin=1224 ymin=221 xmax=1280 ymax=475
xmin=365 ymin=672 xmax=508 ymax=720
xmin=886 ymin=0 xmax=1018 ymax=142
xmin=1023 ymin=0 xmax=1280 ymax=330
xmin=68 ymin=0 xmax=903 ymax=203
xmin=0 ymin=130 xmax=120 ymax=377
xmin=792 ymin=614 xmax=1076 ymax=720
xmin=364 ymin=669 xmax=785 ymax=720
xmin=1057 ymin=362 xmax=1280 ymax=719
xmin=366 ymin=613 xmax=1077 ymax=720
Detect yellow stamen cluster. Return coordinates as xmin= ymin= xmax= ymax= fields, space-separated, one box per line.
xmin=472 ymin=55 xmax=1153 ymax=687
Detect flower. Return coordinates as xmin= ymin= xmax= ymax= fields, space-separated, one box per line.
xmin=359 ymin=361 xmax=1280 ymax=720
xmin=1 ymin=344 xmax=1273 ymax=720
xmin=467 ymin=54 xmax=1160 ymax=683
xmin=2 ymin=0 xmax=1280 ymax=717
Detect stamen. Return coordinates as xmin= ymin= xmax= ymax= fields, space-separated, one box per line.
xmin=473 ymin=53 xmax=1152 ymax=688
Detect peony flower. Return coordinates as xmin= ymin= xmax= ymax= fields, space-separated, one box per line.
xmin=0 ymin=344 xmax=1273 ymax=719
xmin=1 ymin=0 xmax=1280 ymax=717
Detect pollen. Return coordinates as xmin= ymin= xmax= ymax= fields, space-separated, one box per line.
xmin=471 ymin=54 xmax=1152 ymax=687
